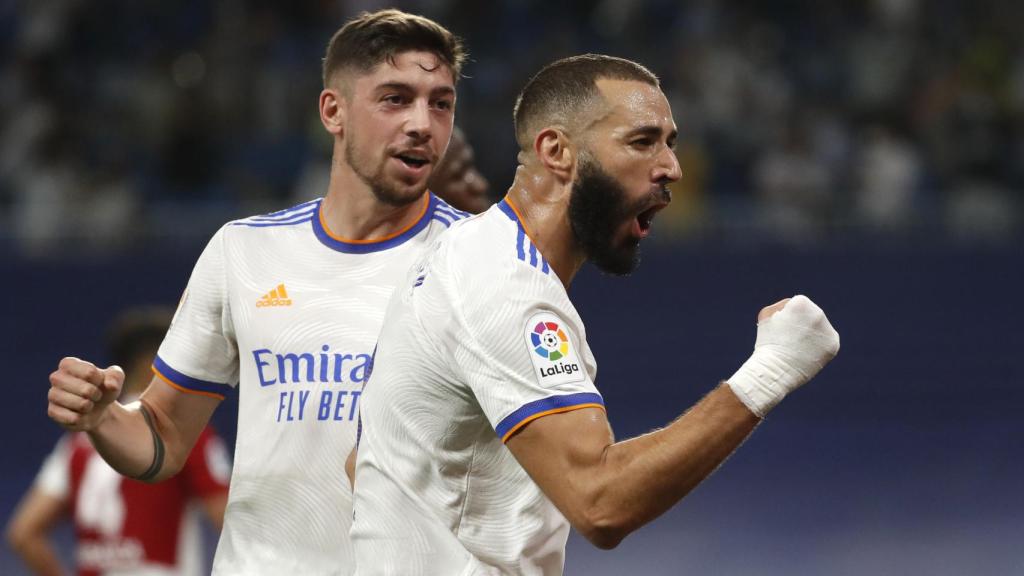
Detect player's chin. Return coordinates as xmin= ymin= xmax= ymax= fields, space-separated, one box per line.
xmin=396 ymin=166 xmax=437 ymax=190
xmin=590 ymin=236 xmax=641 ymax=276
xmin=372 ymin=179 xmax=429 ymax=207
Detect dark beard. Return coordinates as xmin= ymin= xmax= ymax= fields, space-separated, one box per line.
xmin=568 ymin=157 xmax=642 ymax=276
xmin=344 ymin=137 xmax=424 ymax=207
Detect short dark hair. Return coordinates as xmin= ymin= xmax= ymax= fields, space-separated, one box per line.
xmin=322 ymin=9 xmax=466 ymax=88
xmin=513 ymin=54 xmax=659 ymax=150
xmin=106 ymin=307 xmax=173 ymax=368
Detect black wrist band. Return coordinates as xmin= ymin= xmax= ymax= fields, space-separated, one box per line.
xmin=135 ymin=403 xmax=165 ymax=481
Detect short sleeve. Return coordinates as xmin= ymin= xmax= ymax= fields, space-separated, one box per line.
xmin=180 ymin=427 xmax=232 ymax=498
xmin=34 ymin=435 xmax=72 ymax=499
xmin=454 ymin=270 xmax=603 ymax=443
xmin=154 ymin=227 xmax=238 ymax=399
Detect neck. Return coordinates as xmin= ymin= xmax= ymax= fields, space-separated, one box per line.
xmin=320 ymin=148 xmax=427 ymax=241
xmin=505 ymin=165 xmax=586 ymax=289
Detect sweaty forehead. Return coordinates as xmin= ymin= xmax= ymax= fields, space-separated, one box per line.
xmin=589 ymin=78 xmax=674 ymax=134
xmin=370 ymin=50 xmax=453 ymax=84
xmin=339 ymin=50 xmax=454 ymax=94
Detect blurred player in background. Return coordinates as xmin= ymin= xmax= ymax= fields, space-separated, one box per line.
xmin=45 ymin=9 xmax=468 ymax=575
xmin=8 ymin=307 xmax=230 ymax=576
xmin=351 ymin=54 xmax=840 ymax=574
xmin=428 ymin=126 xmax=491 ymax=213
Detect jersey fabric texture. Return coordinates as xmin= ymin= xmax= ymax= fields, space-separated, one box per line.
xmin=35 ymin=428 xmax=230 ymax=576
xmin=352 ymin=198 xmax=603 ymax=575
xmin=153 ymin=193 xmax=467 ymax=575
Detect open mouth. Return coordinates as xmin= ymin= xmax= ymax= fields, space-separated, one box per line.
xmin=395 ymin=151 xmax=430 ymax=169
xmin=636 ymin=204 xmax=667 ymax=236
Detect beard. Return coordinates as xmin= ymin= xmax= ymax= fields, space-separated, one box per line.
xmin=568 ymin=155 xmax=643 ymax=276
xmin=344 ymin=136 xmax=426 ymax=207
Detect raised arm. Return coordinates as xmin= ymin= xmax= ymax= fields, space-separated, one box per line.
xmin=505 ymin=295 xmax=839 ymax=549
xmin=508 ymin=385 xmax=756 ymax=548
xmin=48 ymin=358 xmax=220 ymax=483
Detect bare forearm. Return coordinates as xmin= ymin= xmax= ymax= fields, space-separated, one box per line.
xmin=87 ymin=400 xmax=185 ymax=482
xmin=49 ymin=364 xmax=217 ymax=483
xmin=86 ymin=402 xmax=150 ymax=477
xmin=511 ymin=298 xmax=839 ymax=549
xmin=588 ymin=384 xmax=758 ymax=542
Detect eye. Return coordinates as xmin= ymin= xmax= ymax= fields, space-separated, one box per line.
xmin=382 ymin=94 xmax=406 ymax=105
xmin=630 ymin=138 xmax=654 ymax=149
xmin=433 ymin=99 xmax=453 ymax=111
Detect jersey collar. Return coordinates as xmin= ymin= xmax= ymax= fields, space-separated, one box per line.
xmin=312 ymin=193 xmax=435 ymax=254
xmin=497 ymin=197 xmax=534 ymax=236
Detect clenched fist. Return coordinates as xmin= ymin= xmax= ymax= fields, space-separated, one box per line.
xmin=727 ymin=295 xmax=840 ymax=417
xmin=48 ymin=357 xmax=125 ymax=431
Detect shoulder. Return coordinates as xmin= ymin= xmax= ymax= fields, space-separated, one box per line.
xmin=391 ymin=193 xmax=474 ymax=248
xmin=427 ymin=194 xmax=473 ymax=230
xmin=447 ymin=201 xmax=554 ymax=281
xmin=438 ymin=203 xmax=562 ymax=318
xmin=225 ymin=198 xmax=321 ymax=231
xmin=195 ymin=198 xmax=323 ymax=257
xmin=435 ymin=204 xmax=513 ymax=277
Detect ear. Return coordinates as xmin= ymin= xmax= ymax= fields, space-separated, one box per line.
xmin=319 ymin=87 xmax=346 ymax=137
xmin=533 ymin=127 xmax=575 ymax=182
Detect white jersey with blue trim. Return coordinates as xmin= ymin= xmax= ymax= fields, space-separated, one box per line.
xmin=154 ymin=193 xmax=468 ymax=575
xmin=352 ymin=198 xmax=603 ymax=576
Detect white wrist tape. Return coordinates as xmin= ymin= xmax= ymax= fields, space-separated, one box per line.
xmin=727 ymin=295 xmax=840 ymax=417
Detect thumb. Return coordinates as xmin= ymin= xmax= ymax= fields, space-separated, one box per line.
xmin=99 ymin=365 xmax=125 ymax=405
xmin=757 ymin=298 xmax=791 ymax=324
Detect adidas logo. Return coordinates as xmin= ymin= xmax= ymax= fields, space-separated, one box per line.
xmin=256 ymin=283 xmax=292 ymax=307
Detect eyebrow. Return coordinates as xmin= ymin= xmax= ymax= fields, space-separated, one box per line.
xmin=375 ymin=82 xmax=455 ymax=98
xmin=626 ymin=125 xmax=678 ymax=143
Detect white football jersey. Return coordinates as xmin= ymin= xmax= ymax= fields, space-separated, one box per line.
xmin=154 ymin=193 xmax=468 ymax=575
xmin=352 ymin=199 xmax=603 ymax=575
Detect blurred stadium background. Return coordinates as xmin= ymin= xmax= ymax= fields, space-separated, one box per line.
xmin=2 ymin=0 xmax=1021 ymax=574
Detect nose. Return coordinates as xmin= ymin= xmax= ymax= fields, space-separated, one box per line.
xmin=654 ymin=145 xmax=682 ymax=185
xmin=405 ymin=100 xmax=432 ymax=142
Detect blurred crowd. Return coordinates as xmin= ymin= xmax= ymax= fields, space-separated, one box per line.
xmin=1 ymin=0 xmax=1022 ymax=254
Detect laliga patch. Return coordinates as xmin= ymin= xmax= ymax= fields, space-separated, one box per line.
xmin=524 ymin=312 xmax=585 ymax=386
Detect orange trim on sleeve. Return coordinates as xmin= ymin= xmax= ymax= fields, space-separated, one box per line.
xmin=151 ymin=367 xmax=226 ymax=401
xmin=500 ymin=403 xmax=606 ymax=443
xmin=318 ymin=194 xmax=430 ymax=244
